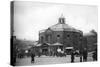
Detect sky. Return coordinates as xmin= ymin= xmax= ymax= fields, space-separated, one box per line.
xmin=14 ymin=1 xmax=98 ymax=41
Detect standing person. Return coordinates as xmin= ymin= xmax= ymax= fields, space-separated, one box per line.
xmin=71 ymin=50 xmax=75 ymax=63
xmin=79 ymin=50 xmax=83 ymax=62
xmin=31 ymin=53 xmax=35 ymax=63
xmin=83 ymin=48 xmax=87 ymax=62
xmin=92 ymin=48 xmax=97 ymax=61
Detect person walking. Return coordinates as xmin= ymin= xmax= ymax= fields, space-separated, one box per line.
xmin=83 ymin=48 xmax=87 ymax=62
xmin=31 ymin=53 xmax=35 ymax=63
xmin=71 ymin=50 xmax=75 ymax=63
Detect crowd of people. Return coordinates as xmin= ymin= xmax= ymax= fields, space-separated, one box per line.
xmin=13 ymin=47 xmax=97 ymax=65
xmin=29 ymin=48 xmax=97 ymax=63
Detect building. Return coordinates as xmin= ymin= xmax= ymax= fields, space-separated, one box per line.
xmin=83 ymin=30 xmax=97 ymax=51
xmin=35 ymin=15 xmax=83 ymax=56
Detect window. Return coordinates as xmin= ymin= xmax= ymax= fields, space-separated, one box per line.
xmin=57 ymin=35 xmax=60 ymax=37
xmin=67 ymin=35 xmax=70 ymax=37
xmin=66 ymin=34 xmax=70 ymax=39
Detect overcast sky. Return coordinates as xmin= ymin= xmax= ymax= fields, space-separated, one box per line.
xmin=14 ymin=1 xmax=98 ymax=41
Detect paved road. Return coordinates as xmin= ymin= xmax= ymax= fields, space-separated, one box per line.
xmin=15 ymin=55 xmax=93 ymax=66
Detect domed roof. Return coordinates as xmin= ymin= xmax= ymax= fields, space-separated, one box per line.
xmin=39 ymin=15 xmax=82 ymax=33
xmin=49 ymin=15 xmax=82 ymax=33
xmin=49 ymin=23 xmax=81 ymax=32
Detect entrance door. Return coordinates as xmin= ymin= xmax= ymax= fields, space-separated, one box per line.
xmin=42 ymin=48 xmax=48 ymax=55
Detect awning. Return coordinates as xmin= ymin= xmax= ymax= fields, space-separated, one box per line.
xmin=65 ymin=47 xmax=73 ymax=49
xmin=52 ymin=42 xmax=63 ymax=46
xmin=36 ymin=43 xmax=51 ymax=47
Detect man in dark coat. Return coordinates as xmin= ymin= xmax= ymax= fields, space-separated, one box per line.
xmin=83 ymin=48 xmax=87 ymax=62
xmin=31 ymin=53 xmax=35 ymax=63
xmin=71 ymin=50 xmax=75 ymax=63
xmin=79 ymin=50 xmax=83 ymax=62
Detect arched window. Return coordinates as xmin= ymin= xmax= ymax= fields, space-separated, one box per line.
xmin=57 ymin=35 xmax=60 ymax=42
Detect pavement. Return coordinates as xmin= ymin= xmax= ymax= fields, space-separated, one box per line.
xmin=15 ymin=55 xmax=93 ymax=66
